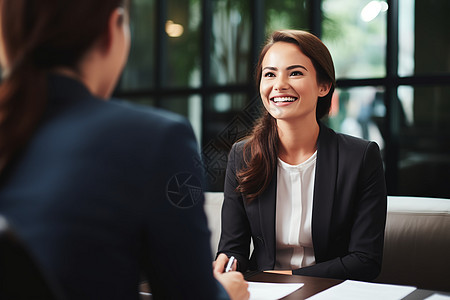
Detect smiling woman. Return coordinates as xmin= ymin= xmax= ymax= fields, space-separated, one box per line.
xmin=237 ymin=30 xmax=336 ymax=199
xmin=214 ymin=29 xmax=387 ymax=282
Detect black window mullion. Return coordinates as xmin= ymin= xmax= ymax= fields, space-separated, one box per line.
xmin=201 ymin=0 xmax=213 ymax=147
xmin=248 ymin=0 xmax=265 ymax=105
xmin=155 ymin=0 xmax=168 ymax=107
xmin=310 ymin=0 xmax=322 ymax=38
xmin=250 ymin=0 xmax=265 ymax=71
xmin=385 ymin=0 xmax=400 ymax=195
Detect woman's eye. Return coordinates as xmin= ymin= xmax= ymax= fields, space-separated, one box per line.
xmin=290 ymin=71 xmax=303 ymax=76
xmin=263 ymin=72 xmax=275 ymax=77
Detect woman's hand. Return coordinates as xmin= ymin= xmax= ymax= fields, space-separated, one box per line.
xmin=213 ymin=254 xmax=248 ymax=299
xmin=213 ymin=253 xmax=237 ymax=273
xmin=214 ymin=269 xmax=249 ymax=300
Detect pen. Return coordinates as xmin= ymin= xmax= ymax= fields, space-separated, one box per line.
xmin=225 ymin=256 xmax=236 ymax=273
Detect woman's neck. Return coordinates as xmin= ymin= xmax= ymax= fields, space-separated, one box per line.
xmin=51 ymin=44 xmax=114 ymax=100
xmin=277 ymin=117 xmax=320 ymax=165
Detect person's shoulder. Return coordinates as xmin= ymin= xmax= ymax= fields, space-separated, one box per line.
xmin=232 ymin=139 xmax=248 ymax=152
xmin=107 ymin=98 xmax=188 ymax=127
xmin=97 ymin=98 xmax=193 ymax=140
xmin=321 ymin=123 xmax=380 ymax=156
xmin=321 ymin=124 xmax=371 ymax=147
xmin=83 ymin=98 xmax=195 ymax=154
xmin=229 ymin=139 xmax=252 ymax=161
xmin=336 ymin=131 xmax=371 ymax=148
xmin=335 ymin=130 xmax=381 ymax=159
xmin=226 ymin=139 xmax=252 ymax=170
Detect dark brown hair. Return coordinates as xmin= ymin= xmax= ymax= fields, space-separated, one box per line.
xmin=0 ymin=0 xmax=129 ymax=173
xmin=237 ymin=30 xmax=336 ymax=201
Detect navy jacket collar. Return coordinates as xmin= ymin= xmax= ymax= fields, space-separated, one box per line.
xmin=47 ymin=73 xmax=95 ymax=103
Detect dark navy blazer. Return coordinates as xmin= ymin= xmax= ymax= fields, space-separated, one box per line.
xmin=218 ymin=123 xmax=387 ymax=281
xmin=0 ymin=75 xmax=227 ymax=299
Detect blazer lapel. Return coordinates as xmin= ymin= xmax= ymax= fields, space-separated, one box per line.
xmin=258 ymin=168 xmax=277 ymax=269
xmin=312 ymin=123 xmax=338 ymax=261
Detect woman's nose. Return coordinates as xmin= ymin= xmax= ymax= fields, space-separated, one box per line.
xmin=274 ymin=76 xmax=289 ymax=91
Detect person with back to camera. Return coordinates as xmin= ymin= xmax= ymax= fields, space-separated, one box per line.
xmin=0 ymin=0 xmax=249 ymax=299
xmin=214 ymin=30 xmax=387 ymax=281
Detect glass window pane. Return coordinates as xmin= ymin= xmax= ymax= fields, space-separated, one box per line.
xmin=166 ymin=0 xmax=201 ymax=88
xmin=322 ymin=0 xmax=387 ymax=79
xmin=121 ymin=0 xmax=156 ymax=90
xmin=210 ymin=0 xmax=252 ymax=85
xmin=397 ymin=85 xmax=450 ymax=198
xmin=203 ymin=93 xmax=253 ymax=146
xmin=327 ymin=87 xmax=386 ymax=150
xmin=265 ymin=0 xmax=309 ymax=35
xmin=399 ymin=0 xmax=450 ymax=76
xmin=398 ymin=0 xmax=414 ymax=77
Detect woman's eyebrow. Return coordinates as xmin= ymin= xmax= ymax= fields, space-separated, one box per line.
xmin=262 ymin=66 xmax=277 ymax=71
xmin=287 ymin=64 xmax=308 ymax=71
xmin=262 ymin=65 xmax=308 ymax=72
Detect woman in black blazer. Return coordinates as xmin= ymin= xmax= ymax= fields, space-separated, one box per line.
xmin=214 ymin=30 xmax=387 ymax=281
xmin=0 ymin=1 xmax=248 ymax=299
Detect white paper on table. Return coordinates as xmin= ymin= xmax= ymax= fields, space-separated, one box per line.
xmin=425 ymin=294 xmax=450 ymax=300
xmin=305 ymin=280 xmax=416 ymax=300
xmin=248 ymin=281 xmax=304 ymax=300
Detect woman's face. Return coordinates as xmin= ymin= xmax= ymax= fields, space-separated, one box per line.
xmin=259 ymin=41 xmax=329 ymax=123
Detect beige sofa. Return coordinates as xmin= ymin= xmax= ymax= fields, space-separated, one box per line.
xmin=204 ymin=192 xmax=450 ymax=292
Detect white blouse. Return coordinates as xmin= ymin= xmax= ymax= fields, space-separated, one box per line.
xmin=275 ymin=151 xmax=317 ymax=270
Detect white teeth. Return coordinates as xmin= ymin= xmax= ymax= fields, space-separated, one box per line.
xmin=272 ymin=97 xmax=297 ymax=103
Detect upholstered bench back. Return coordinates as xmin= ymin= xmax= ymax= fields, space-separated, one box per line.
xmin=374 ymin=196 xmax=450 ymax=291
xmin=204 ymin=192 xmax=225 ymax=257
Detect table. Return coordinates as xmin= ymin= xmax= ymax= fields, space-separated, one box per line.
xmin=245 ymin=272 xmax=450 ymax=300
xmin=139 ymin=272 xmax=450 ymax=300
xmin=138 ymin=273 xmax=337 ymax=300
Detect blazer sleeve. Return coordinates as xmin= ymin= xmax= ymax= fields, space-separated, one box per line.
xmin=217 ymin=142 xmax=252 ymax=272
xmin=139 ymin=116 xmax=229 ymax=299
xmin=293 ymin=141 xmax=387 ymax=280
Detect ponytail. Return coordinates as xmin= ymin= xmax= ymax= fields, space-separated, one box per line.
xmin=0 ymin=0 xmax=48 ymax=174
xmin=0 ymin=61 xmax=47 ymax=173
xmin=236 ymin=111 xmax=278 ymax=202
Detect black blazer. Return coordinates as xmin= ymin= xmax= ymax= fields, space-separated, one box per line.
xmin=0 ymin=75 xmax=227 ymax=300
xmin=218 ymin=123 xmax=387 ymax=281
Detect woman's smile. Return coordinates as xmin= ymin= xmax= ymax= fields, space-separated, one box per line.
xmin=271 ymin=96 xmax=298 ymax=103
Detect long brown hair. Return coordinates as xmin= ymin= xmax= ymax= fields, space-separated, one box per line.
xmin=0 ymin=0 xmax=129 ymax=174
xmin=237 ymin=30 xmax=336 ymax=201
